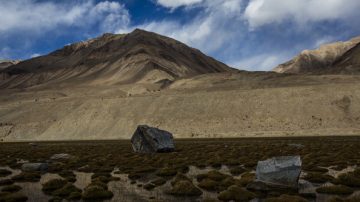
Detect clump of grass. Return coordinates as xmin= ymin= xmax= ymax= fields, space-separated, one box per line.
xmin=333 ymin=172 xmax=360 ymax=187
xmin=150 ymin=178 xmax=167 ymax=186
xmin=237 ymin=172 xmax=255 ymax=186
xmin=316 ymin=185 xmax=353 ymax=195
xmin=166 ymin=174 xmax=202 ymax=196
xmin=265 ymin=194 xmax=308 ymax=202
xmin=0 ymin=179 xmax=14 ymax=186
xmin=0 ymin=192 xmax=28 ymax=202
xmin=156 ymin=167 xmax=178 ymax=177
xmin=0 ymin=169 xmax=12 ymax=177
xmin=58 ymin=170 xmax=76 ymax=183
xmin=82 ymin=185 xmax=113 ymax=200
xmin=52 ymin=183 xmax=82 ymax=198
xmin=196 ymin=170 xmax=238 ymax=192
xmin=42 ymin=179 xmax=68 ymax=194
xmin=68 ymin=191 xmax=82 ymax=200
xmin=303 ymin=166 xmax=328 ymax=173
xmin=1 ymin=184 xmax=22 ymax=193
xmin=143 ymin=183 xmax=156 ymax=190
xmin=303 ymin=172 xmax=334 ymax=183
xmin=217 ymin=185 xmax=256 ymax=202
xmin=229 ymin=166 xmax=246 ymax=176
xmin=11 ymin=172 xmax=41 ymax=182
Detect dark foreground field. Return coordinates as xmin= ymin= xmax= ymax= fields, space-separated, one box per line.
xmin=1 ymin=137 xmax=360 ymax=202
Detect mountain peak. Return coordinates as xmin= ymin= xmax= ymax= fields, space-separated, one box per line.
xmin=273 ymin=36 xmax=360 ymax=74
xmin=0 ymin=30 xmax=233 ymax=89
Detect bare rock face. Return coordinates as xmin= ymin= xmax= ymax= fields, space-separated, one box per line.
xmin=273 ymin=36 xmax=360 ymax=74
xmin=131 ymin=125 xmax=175 ymax=153
xmin=255 ymin=156 xmax=301 ymax=188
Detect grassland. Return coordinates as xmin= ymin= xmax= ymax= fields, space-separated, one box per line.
xmin=0 ymin=136 xmax=360 ymax=201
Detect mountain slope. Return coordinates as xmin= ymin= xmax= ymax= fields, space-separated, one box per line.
xmin=0 ymin=60 xmax=20 ymax=70
xmin=329 ymin=43 xmax=360 ymax=74
xmin=273 ymin=36 xmax=360 ymax=74
xmin=0 ymin=29 xmax=233 ymax=89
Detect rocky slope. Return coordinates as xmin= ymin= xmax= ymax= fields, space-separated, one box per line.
xmin=0 ymin=29 xmax=233 ymax=89
xmin=0 ymin=60 xmax=20 ymax=70
xmin=273 ymin=36 xmax=360 ymax=74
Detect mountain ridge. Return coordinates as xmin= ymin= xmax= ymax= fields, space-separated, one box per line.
xmin=273 ymin=36 xmax=360 ymax=74
xmin=0 ymin=29 xmax=234 ymax=89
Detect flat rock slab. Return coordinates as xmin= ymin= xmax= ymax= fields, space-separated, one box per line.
xmin=21 ymin=163 xmax=48 ymax=172
xmin=131 ymin=125 xmax=175 ymax=153
xmin=256 ymin=156 xmax=301 ymax=188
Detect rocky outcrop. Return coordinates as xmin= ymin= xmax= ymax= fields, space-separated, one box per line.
xmin=131 ymin=125 xmax=175 ymax=153
xmin=273 ymin=36 xmax=360 ymax=74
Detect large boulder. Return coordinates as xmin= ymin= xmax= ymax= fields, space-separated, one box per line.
xmin=131 ymin=125 xmax=175 ymax=153
xmin=21 ymin=163 xmax=48 ymax=172
xmin=255 ymin=156 xmax=301 ymax=188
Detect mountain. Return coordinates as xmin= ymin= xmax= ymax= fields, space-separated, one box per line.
xmin=329 ymin=43 xmax=360 ymax=74
xmin=0 ymin=60 xmax=20 ymax=70
xmin=273 ymin=36 xmax=360 ymax=74
xmin=0 ymin=29 xmax=233 ymax=89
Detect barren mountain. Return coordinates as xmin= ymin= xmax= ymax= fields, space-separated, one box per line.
xmin=273 ymin=36 xmax=360 ymax=74
xmin=0 ymin=29 xmax=233 ymax=89
xmin=329 ymin=43 xmax=360 ymax=74
xmin=0 ymin=60 xmax=20 ymax=70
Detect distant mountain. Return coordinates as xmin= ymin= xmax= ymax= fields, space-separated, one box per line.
xmin=0 ymin=60 xmax=20 ymax=70
xmin=0 ymin=29 xmax=233 ymax=89
xmin=273 ymin=36 xmax=360 ymax=74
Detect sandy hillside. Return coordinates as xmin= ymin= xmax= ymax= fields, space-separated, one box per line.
xmin=1 ymin=72 xmax=360 ymax=141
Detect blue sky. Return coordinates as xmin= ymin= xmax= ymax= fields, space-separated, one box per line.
xmin=1 ymin=0 xmax=360 ymax=70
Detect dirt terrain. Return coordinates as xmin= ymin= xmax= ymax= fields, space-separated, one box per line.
xmin=1 ymin=72 xmax=360 ymax=141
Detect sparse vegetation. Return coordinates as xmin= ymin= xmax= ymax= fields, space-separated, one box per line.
xmin=0 ymin=169 xmax=12 ymax=177
xmin=82 ymin=185 xmax=113 ymax=200
xmin=217 ymin=185 xmax=256 ymax=202
xmin=0 ymin=192 xmax=28 ymax=202
xmin=0 ymin=137 xmax=360 ymax=201
xmin=167 ymin=174 xmax=202 ymax=196
xmin=316 ymin=185 xmax=353 ymax=195
xmin=1 ymin=185 xmax=22 ymax=193
xmin=265 ymin=194 xmax=308 ymax=202
xmin=303 ymin=172 xmax=334 ymax=183
xmin=11 ymin=172 xmax=41 ymax=182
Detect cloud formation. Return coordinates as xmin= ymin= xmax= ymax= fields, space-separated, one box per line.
xmin=244 ymin=0 xmax=360 ymax=29
xmin=155 ymin=0 xmax=203 ymax=9
xmin=0 ymin=0 xmax=130 ymax=34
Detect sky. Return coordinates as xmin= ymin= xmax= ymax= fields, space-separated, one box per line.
xmin=1 ymin=0 xmax=360 ymax=71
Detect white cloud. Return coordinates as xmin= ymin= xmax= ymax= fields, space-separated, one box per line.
xmin=155 ymin=0 xmax=203 ymax=9
xmin=244 ymin=0 xmax=360 ymax=29
xmin=118 ymin=0 xmax=243 ymax=55
xmin=229 ymin=53 xmax=292 ymax=71
xmin=0 ymin=0 xmax=130 ymax=34
xmin=30 ymin=53 xmax=41 ymax=58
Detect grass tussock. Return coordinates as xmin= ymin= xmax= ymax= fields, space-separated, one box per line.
xmin=316 ymin=185 xmax=353 ymax=195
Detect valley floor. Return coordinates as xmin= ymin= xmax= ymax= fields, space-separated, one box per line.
xmin=0 ymin=137 xmax=360 ymax=201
